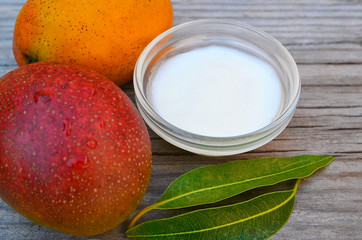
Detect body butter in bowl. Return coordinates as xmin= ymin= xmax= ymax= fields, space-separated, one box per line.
xmin=134 ymin=19 xmax=300 ymax=156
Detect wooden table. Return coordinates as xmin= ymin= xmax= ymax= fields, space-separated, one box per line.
xmin=1 ymin=0 xmax=361 ymax=239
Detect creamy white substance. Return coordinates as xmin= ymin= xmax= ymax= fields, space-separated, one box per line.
xmin=150 ymin=45 xmax=282 ymax=137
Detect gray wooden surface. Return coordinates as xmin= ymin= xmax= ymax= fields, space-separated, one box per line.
xmin=1 ymin=0 xmax=361 ymax=239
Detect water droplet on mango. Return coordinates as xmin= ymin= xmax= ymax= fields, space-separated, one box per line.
xmin=63 ymin=118 xmax=72 ymax=136
xmin=86 ymin=139 xmax=97 ymax=149
xmin=98 ymin=117 xmax=106 ymax=128
xmin=34 ymin=90 xmax=53 ymax=103
xmin=66 ymin=154 xmax=89 ymax=169
xmin=81 ymin=87 xmax=96 ymax=95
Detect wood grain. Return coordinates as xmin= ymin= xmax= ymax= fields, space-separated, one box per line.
xmin=0 ymin=0 xmax=361 ymax=239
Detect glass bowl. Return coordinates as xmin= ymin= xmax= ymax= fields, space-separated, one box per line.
xmin=133 ymin=19 xmax=300 ymax=156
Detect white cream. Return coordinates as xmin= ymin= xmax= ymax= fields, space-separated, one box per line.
xmin=149 ymin=45 xmax=282 ymax=137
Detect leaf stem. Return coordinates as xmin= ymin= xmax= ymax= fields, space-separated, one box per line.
xmin=127 ymin=203 xmax=160 ymax=230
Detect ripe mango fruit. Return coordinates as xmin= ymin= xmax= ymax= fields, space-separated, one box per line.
xmin=0 ymin=62 xmax=152 ymax=236
xmin=13 ymin=0 xmax=173 ymax=86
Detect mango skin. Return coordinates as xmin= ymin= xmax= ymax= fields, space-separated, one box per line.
xmin=13 ymin=0 xmax=173 ymax=86
xmin=0 ymin=62 xmax=152 ymax=236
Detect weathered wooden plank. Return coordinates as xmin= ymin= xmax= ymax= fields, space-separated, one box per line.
xmin=1 ymin=1 xmax=362 ymax=66
xmin=0 ymin=0 xmax=361 ymax=239
xmin=150 ymin=129 xmax=362 ymax=155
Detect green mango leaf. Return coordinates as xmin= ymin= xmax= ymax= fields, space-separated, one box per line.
xmin=154 ymin=155 xmax=333 ymax=210
xmin=127 ymin=155 xmax=334 ymax=229
xmin=126 ymin=180 xmax=300 ymax=240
